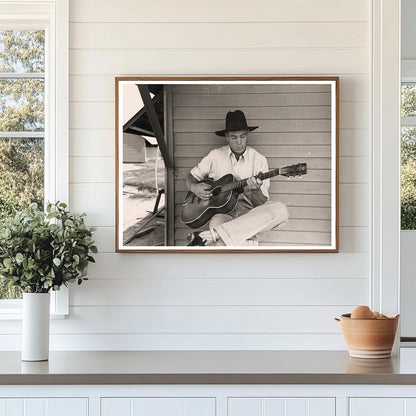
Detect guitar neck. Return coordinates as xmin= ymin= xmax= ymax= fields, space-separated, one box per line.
xmin=224 ymin=168 xmax=281 ymax=192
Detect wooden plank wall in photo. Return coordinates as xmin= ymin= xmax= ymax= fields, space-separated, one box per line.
xmin=172 ymin=83 xmax=333 ymax=247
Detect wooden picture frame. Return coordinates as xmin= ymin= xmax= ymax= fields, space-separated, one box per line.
xmin=115 ymin=77 xmax=339 ymax=253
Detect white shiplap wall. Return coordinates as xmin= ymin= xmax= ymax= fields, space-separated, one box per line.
xmin=44 ymin=0 xmax=371 ymax=350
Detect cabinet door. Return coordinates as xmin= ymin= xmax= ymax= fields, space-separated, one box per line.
xmin=350 ymin=398 xmax=416 ymax=416
xmin=228 ymin=398 xmax=335 ymax=416
xmin=0 ymin=398 xmax=88 ymax=416
xmin=101 ymin=398 xmax=215 ymax=416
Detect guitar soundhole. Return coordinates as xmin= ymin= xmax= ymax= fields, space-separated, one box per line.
xmin=212 ymin=186 xmax=222 ymax=197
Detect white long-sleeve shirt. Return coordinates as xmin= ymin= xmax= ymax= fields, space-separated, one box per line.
xmin=190 ymin=145 xmax=270 ymax=200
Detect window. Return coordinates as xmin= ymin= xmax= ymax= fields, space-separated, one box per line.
xmin=401 ymin=76 xmax=416 ymax=230
xmin=0 ymin=0 xmax=69 ymax=314
xmin=0 ymin=29 xmax=45 ymax=299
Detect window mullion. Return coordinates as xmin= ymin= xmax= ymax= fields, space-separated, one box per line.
xmin=401 ymin=117 xmax=416 ymax=127
xmin=0 ymin=132 xmax=45 ymax=138
xmin=0 ymin=73 xmax=44 ymax=79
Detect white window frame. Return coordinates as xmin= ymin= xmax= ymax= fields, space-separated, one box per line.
xmin=371 ymin=0 xmax=401 ymax=323
xmin=402 ymin=60 xmax=416 ymax=126
xmin=0 ymin=0 xmax=69 ymax=317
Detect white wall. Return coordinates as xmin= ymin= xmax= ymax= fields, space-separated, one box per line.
xmin=59 ymin=0 xmax=372 ymax=350
xmin=1 ymin=0 xmax=376 ymax=350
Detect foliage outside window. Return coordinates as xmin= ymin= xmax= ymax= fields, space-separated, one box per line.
xmin=0 ymin=30 xmax=45 ymax=299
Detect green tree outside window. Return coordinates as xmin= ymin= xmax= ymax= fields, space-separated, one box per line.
xmin=0 ymin=30 xmax=45 ymax=299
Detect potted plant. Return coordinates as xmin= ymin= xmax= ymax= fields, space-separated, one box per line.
xmin=0 ymin=202 xmax=97 ymax=361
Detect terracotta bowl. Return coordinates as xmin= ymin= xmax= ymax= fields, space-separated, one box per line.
xmin=337 ymin=313 xmax=399 ymax=359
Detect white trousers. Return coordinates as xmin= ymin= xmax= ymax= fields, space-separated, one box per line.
xmin=208 ymin=200 xmax=289 ymax=246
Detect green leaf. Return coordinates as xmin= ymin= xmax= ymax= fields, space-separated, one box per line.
xmin=53 ymin=258 xmax=61 ymax=266
xmin=3 ymin=258 xmax=12 ymax=268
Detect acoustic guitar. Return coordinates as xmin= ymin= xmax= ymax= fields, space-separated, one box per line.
xmin=180 ymin=162 xmax=307 ymax=229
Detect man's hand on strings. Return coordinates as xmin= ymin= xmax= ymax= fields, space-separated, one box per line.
xmin=245 ymin=175 xmax=263 ymax=190
xmin=192 ymin=182 xmax=212 ymax=200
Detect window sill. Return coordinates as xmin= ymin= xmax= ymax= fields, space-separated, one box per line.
xmin=0 ymin=286 xmax=69 ymax=318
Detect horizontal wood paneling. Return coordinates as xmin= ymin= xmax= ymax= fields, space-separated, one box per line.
xmin=0 ymin=333 xmax=347 ymax=351
xmin=69 ymin=74 xmax=369 ymax=102
xmin=70 ymin=22 xmax=368 ymax=49
xmin=90 ymin=225 xmax=368 ymax=254
xmin=339 ymin=156 xmax=369 ymax=183
xmin=174 ymin=132 xmax=331 ymax=146
xmin=28 ymin=0 xmax=373 ymax=352
xmin=69 ymin=183 xmax=114 ymax=226
xmin=173 ymin=92 xmax=331 ymax=107
xmin=340 ymin=227 xmax=369 ymax=252
xmin=69 ymin=157 xmax=114 ymax=183
xmin=171 ymin=83 xmax=336 ymax=247
xmin=70 ymin=75 xmax=115 ymax=102
xmin=69 ymin=129 xmax=115 ymax=157
xmin=173 ymin=129 xmax=369 ymax=157
xmin=175 ymin=157 xmax=331 ymax=170
xmin=71 ymin=278 xmax=367 ymax=306
xmin=69 ymin=0 xmax=369 ymax=23
xmin=175 ymin=144 xmax=330 ymax=159
xmin=173 ymin=106 xmax=331 ymax=120
xmin=91 ymin=227 xmax=115 ymax=253
xmin=339 ymin=129 xmax=369 ymax=157
xmin=174 ymin=120 xmax=331 ymax=134
xmin=85 ymin=252 xmax=369 ymax=279
xmin=49 ymin=305 xmax=360 ymax=334
xmin=70 ymin=103 xmax=114 ymax=129
xmin=69 ymin=101 xmax=365 ymax=130
xmin=339 ymin=183 xmax=369 ymax=227
xmin=70 ymin=49 xmax=368 ymax=75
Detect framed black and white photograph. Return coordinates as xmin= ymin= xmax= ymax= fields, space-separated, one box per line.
xmin=115 ymin=77 xmax=339 ymax=253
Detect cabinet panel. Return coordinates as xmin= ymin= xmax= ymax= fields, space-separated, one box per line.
xmin=185 ymin=398 xmax=215 ymax=416
xmin=48 ymin=398 xmax=88 ymax=416
xmin=102 ymin=398 xmax=215 ymax=416
xmin=309 ymin=398 xmax=335 ymax=416
xmin=228 ymin=398 xmax=262 ymax=416
xmin=350 ymin=398 xmax=405 ymax=416
xmin=8 ymin=400 xmax=23 ymax=416
xmin=0 ymin=399 xmax=87 ymax=416
xmin=0 ymin=399 xmax=23 ymax=416
xmin=101 ymin=398 xmax=131 ymax=416
xmin=286 ymin=398 xmax=307 ymax=416
xmin=264 ymin=399 xmax=285 ymax=415
xmin=405 ymin=398 xmax=416 ymax=414
xmin=228 ymin=398 xmax=335 ymax=416
xmin=132 ymin=398 xmax=182 ymax=416
xmin=24 ymin=400 xmax=45 ymax=416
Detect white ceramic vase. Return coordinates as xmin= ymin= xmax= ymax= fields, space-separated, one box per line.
xmin=22 ymin=292 xmax=50 ymax=361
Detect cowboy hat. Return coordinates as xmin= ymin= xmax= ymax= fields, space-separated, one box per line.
xmin=215 ymin=110 xmax=258 ymax=137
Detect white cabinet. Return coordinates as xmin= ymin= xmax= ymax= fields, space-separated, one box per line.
xmin=0 ymin=398 xmax=88 ymax=416
xmin=350 ymin=398 xmax=416 ymax=416
xmin=228 ymin=398 xmax=335 ymax=416
xmin=101 ymin=397 xmax=215 ymax=416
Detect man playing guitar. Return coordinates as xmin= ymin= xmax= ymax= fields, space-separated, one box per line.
xmin=185 ymin=110 xmax=289 ymax=246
